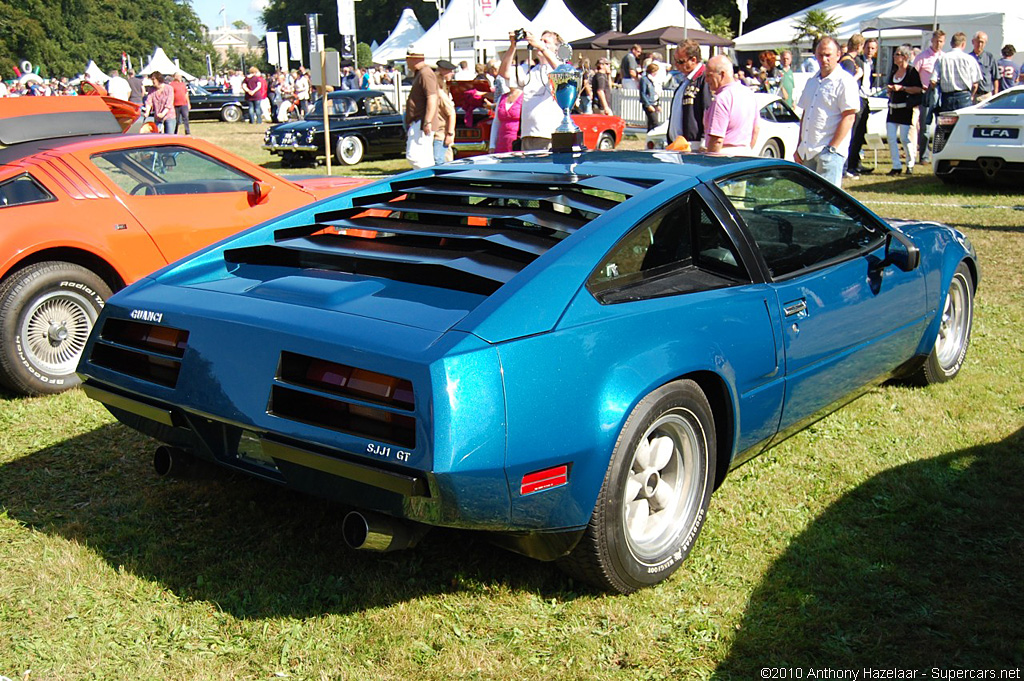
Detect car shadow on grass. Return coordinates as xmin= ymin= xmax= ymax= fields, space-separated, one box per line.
xmin=714 ymin=426 xmax=1024 ymax=676
xmin=0 ymin=423 xmax=580 ymax=617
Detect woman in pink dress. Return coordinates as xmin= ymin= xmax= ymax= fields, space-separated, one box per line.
xmin=493 ymin=87 xmax=523 ymax=153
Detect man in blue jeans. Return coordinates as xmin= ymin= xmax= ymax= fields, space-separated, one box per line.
xmin=913 ymin=30 xmax=945 ymax=163
xmin=794 ymin=36 xmax=860 ymax=187
xmin=934 ymin=32 xmax=981 ymax=114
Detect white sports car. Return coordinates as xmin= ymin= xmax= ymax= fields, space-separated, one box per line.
xmin=644 ymin=93 xmax=800 ymax=158
xmin=932 ymin=85 xmax=1024 ymax=183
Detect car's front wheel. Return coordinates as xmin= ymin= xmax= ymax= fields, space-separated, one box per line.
xmin=559 ymin=379 xmax=716 ymax=593
xmin=597 ymin=132 xmax=615 ymax=151
xmin=221 ymin=105 xmax=243 ymax=123
xmin=0 ymin=262 xmax=111 ymax=395
xmin=914 ymin=261 xmax=974 ymax=384
xmin=336 ymin=135 xmax=365 ymax=165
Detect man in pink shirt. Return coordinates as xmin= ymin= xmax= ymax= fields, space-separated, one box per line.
xmin=912 ymin=29 xmax=945 ymax=164
xmin=702 ymin=55 xmax=759 ymax=154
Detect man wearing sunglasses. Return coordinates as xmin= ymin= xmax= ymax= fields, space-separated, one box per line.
xmin=666 ymin=40 xmax=711 ymax=150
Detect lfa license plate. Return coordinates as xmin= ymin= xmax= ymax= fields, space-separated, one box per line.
xmin=973 ymin=127 xmax=1019 ymax=139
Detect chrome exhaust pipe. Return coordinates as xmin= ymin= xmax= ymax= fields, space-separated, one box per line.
xmin=342 ymin=510 xmax=427 ymax=553
xmin=153 ymin=445 xmax=194 ymax=478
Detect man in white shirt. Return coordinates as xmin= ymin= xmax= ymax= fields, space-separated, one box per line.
xmin=498 ymin=29 xmax=564 ymax=151
xmin=105 ymin=70 xmax=132 ymax=101
xmin=795 ymin=36 xmax=860 ymax=187
xmin=934 ymin=31 xmax=982 ymax=112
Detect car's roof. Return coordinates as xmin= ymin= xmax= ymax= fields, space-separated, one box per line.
xmin=326 ymin=89 xmax=387 ymax=99
xmin=0 ymin=97 xmax=123 ymax=146
xmin=0 ymin=133 xmax=126 ymax=167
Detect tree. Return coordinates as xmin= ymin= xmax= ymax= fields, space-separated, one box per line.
xmin=791 ymin=9 xmax=841 ymax=45
xmin=698 ymin=14 xmax=735 ymax=40
xmin=356 ymin=42 xmax=371 ymax=70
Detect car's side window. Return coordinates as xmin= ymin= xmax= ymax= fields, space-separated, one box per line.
xmin=765 ymin=100 xmax=800 ymax=123
xmin=92 ymin=146 xmax=255 ymax=196
xmin=716 ymin=169 xmax=884 ymax=279
xmin=0 ymin=174 xmax=53 ymax=208
xmin=588 ymin=191 xmax=749 ymax=303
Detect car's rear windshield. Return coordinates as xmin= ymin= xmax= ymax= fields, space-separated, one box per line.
xmin=981 ymin=90 xmax=1024 ymax=109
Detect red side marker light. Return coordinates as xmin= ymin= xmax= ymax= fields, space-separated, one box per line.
xmin=521 ymin=465 xmax=568 ymax=496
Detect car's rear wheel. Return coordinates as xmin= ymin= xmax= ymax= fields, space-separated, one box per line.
xmin=0 ymin=262 xmax=111 ymax=395
xmin=914 ymin=261 xmax=974 ymax=384
xmin=760 ymin=138 xmax=782 ymax=158
xmin=558 ymin=379 xmax=716 ymax=593
xmin=336 ymin=135 xmax=365 ymax=165
xmin=597 ymin=132 xmax=615 ymax=151
xmin=221 ymin=105 xmax=243 ymax=123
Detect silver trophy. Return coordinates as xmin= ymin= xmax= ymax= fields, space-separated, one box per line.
xmin=549 ymin=44 xmax=585 ymax=151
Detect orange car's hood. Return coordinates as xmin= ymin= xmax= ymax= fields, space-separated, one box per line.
xmin=287 ymin=175 xmax=374 ymax=201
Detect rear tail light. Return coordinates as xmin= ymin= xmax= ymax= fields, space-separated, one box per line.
xmin=290 ymin=354 xmax=414 ymax=410
xmin=91 ymin=318 xmax=190 ymax=387
xmin=937 ymin=114 xmax=958 ymax=127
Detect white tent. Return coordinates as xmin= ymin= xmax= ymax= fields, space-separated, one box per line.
xmin=530 ymin=0 xmax=594 ymax=44
xmin=476 ymin=0 xmax=535 ymax=60
xmin=84 ymin=60 xmax=109 ymax=83
xmin=409 ymin=0 xmax=477 ymax=61
xmin=372 ymin=8 xmax=427 ymax=64
xmin=629 ymin=0 xmax=704 ymax=35
xmin=139 ymin=47 xmax=196 ymax=81
xmin=734 ymin=0 xmax=916 ymax=52
xmin=861 ymin=0 xmax=1024 ymax=54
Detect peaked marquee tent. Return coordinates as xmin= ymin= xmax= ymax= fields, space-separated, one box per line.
xmin=531 ymin=0 xmax=594 ymax=44
xmin=372 ymin=8 xmax=426 ymax=64
xmin=629 ymin=0 xmax=704 ymax=35
xmin=84 ymin=61 xmax=109 ymax=83
xmin=139 ymin=47 xmax=196 ymax=80
xmin=477 ymin=0 xmax=535 ymax=57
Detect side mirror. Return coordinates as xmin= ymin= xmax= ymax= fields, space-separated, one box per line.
xmin=883 ymin=230 xmax=920 ymax=272
xmin=248 ymin=180 xmax=273 ymax=206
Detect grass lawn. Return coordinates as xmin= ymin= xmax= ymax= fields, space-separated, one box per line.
xmin=1 ymin=122 xmax=1021 ymax=679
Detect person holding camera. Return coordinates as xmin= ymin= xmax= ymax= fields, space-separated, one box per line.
xmin=498 ymin=28 xmax=564 ymax=151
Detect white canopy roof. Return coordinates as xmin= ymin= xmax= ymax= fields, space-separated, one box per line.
xmin=860 ymin=0 xmax=1024 ymax=49
xmin=410 ymin=0 xmax=478 ymax=60
xmin=531 ymin=0 xmax=594 ymax=44
xmin=629 ymin=0 xmax=704 ymax=35
xmin=84 ymin=60 xmax=109 ymax=84
xmin=372 ymin=8 xmax=427 ymax=64
xmin=140 ymin=47 xmax=196 ymax=81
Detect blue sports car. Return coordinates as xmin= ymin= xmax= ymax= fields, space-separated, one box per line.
xmin=76 ymin=151 xmax=977 ymax=593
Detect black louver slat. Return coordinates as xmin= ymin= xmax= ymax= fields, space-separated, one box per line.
xmin=224 ymin=169 xmax=659 ymax=296
xmin=277 ymin=217 xmax=552 ymax=257
xmin=317 ymin=199 xmax=585 ymax=235
xmin=382 ymin=177 xmax=622 ymax=213
xmin=432 ymin=168 xmax=656 ymax=196
xmin=225 ymin=236 xmax=518 ymax=295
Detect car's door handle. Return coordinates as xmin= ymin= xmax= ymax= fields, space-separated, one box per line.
xmin=783 ymin=299 xmax=807 ymax=317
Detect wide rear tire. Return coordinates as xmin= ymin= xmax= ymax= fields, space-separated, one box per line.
xmin=0 ymin=262 xmax=111 ymax=395
xmin=559 ymin=379 xmax=716 ymax=593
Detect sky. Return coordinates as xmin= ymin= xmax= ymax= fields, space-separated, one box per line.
xmin=193 ymin=0 xmax=268 ymax=33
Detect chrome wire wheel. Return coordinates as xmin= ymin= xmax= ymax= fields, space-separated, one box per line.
xmin=934 ymin=272 xmax=971 ymax=371
xmin=622 ymin=409 xmax=702 ymax=561
xmin=20 ymin=289 xmax=98 ymax=376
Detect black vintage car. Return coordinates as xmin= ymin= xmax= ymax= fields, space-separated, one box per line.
xmin=263 ymin=89 xmax=405 ymax=166
xmin=186 ymin=82 xmax=247 ymax=123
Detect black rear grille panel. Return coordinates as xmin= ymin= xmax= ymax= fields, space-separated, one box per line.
xmin=224 ymin=168 xmax=658 ymax=295
xmin=90 ymin=318 xmax=189 ymax=387
xmin=90 ymin=343 xmax=182 ymax=387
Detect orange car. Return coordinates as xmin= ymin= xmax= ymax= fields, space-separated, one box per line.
xmin=0 ymin=97 xmax=369 ymax=396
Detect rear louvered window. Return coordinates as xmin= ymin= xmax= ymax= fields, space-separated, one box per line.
xmin=223 ymin=168 xmax=659 ymax=295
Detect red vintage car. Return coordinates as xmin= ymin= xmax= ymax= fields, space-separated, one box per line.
xmin=448 ymin=81 xmax=625 ymax=156
xmin=0 ymin=96 xmax=369 ymax=395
